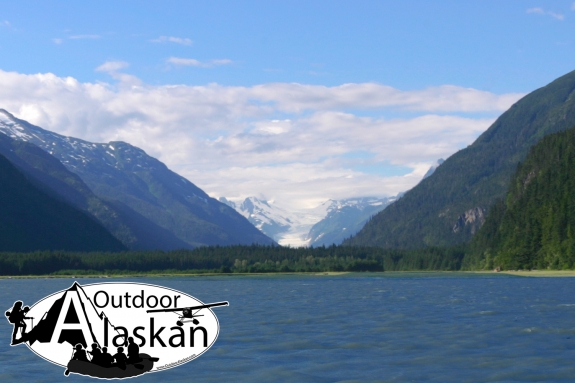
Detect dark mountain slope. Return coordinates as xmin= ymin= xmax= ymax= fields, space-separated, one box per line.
xmin=345 ymin=69 xmax=575 ymax=248
xmin=465 ymin=127 xmax=575 ymax=270
xmin=0 ymin=134 xmax=191 ymax=250
xmin=0 ymin=153 xmax=126 ymax=252
xmin=0 ymin=110 xmax=274 ymax=248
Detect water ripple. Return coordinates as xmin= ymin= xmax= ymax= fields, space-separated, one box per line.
xmin=2 ymin=274 xmax=575 ymax=382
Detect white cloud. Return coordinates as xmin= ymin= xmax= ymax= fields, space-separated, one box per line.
xmin=151 ymin=36 xmax=193 ymax=46
xmin=527 ymin=7 xmax=564 ymax=20
xmin=166 ymin=57 xmax=233 ymax=68
xmin=247 ymin=83 xmax=523 ymax=113
xmin=527 ymin=7 xmax=545 ymax=15
xmin=53 ymin=38 xmax=63 ymax=45
xmin=69 ymin=34 xmax=101 ymax=39
xmin=572 ymin=2 xmax=575 ymax=11
xmin=0 ymin=69 xmax=524 ymax=211
xmin=96 ymin=61 xmax=130 ymax=73
xmin=95 ymin=61 xmax=141 ymax=86
xmin=0 ymin=20 xmax=10 ymax=27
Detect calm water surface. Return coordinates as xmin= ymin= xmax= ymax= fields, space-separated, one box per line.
xmin=1 ymin=273 xmax=575 ymax=382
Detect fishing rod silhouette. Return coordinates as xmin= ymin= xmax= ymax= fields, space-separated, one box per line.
xmin=147 ymin=302 xmax=229 ymax=326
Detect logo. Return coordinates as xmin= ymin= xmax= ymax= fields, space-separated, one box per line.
xmin=5 ymin=281 xmax=228 ymax=379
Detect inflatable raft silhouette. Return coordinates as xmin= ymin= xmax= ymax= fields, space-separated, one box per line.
xmin=66 ymin=353 xmax=159 ymax=379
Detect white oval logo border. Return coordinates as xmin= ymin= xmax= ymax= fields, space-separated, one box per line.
xmin=20 ymin=281 xmax=223 ymax=375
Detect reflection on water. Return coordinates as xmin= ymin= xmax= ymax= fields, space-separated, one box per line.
xmin=2 ymin=273 xmax=575 ymax=382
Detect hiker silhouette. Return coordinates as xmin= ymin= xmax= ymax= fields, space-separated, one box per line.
xmin=5 ymin=301 xmax=32 ymax=345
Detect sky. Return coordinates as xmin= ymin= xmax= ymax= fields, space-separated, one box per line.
xmin=0 ymin=1 xmax=574 ymax=211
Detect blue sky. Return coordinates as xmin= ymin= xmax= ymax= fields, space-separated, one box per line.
xmin=2 ymin=1 xmax=573 ymax=91
xmin=0 ymin=1 xmax=573 ymax=212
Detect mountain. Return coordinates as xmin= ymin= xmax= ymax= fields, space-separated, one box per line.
xmin=306 ymin=159 xmax=440 ymax=247
xmin=465 ymin=127 xmax=575 ymax=270
xmin=306 ymin=196 xmax=398 ymax=247
xmin=0 ymin=110 xmax=274 ymax=249
xmin=220 ymin=195 xmax=398 ymax=247
xmin=220 ymin=196 xmax=336 ymax=246
xmin=0 ymin=152 xmax=126 ymax=252
xmin=219 ymin=197 xmax=292 ymax=241
xmin=0 ymin=133 xmax=191 ymax=250
xmin=345 ymin=69 xmax=575 ymax=248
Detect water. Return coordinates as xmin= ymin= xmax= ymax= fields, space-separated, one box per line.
xmin=2 ymin=273 xmax=575 ymax=382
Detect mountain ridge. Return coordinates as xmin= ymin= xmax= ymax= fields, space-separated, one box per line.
xmin=0 ymin=109 xmax=274 ymax=249
xmin=345 ymin=69 xmax=575 ymax=248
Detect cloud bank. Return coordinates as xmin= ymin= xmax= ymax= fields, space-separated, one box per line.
xmin=0 ymin=68 xmax=524 ymax=210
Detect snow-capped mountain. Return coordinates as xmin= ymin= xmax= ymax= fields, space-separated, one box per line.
xmin=219 ymin=159 xmax=443 ymax=247
xmin=306 ymin=196 xmax=399 ymax=247
xmin=220 ymin=195 xmax=398 ymax=247
xmin=0 ymin=109 xmax=274 ymax=249
xmin=219 ymin=197 xmax=293 ymax=241
xmin=220 ymin=196 xmax=331 ymax=246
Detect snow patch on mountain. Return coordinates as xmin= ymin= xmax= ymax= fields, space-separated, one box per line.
xmin=220 ymin=196 xmax=332 ymax=246
xmin=219 ymin=195 xmax=399 ymax=247
xmin=305 ymin=196 xmax=399 ymax=247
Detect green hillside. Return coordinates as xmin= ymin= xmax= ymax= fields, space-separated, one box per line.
xmin=465 ymin=127 xmax=575 ymax=270
xmin=0 ymin=153 xmax=126 ymax=252
xmin=346 ymin=69 xmax=575 ymax=248
xmin=0 ymin=134 xmax=192 ymax=250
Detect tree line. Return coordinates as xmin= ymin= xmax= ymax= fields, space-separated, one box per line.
xmin=0 ymin=245 xmax=466 ymax=276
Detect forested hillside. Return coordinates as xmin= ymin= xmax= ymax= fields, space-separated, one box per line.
xmin=0 ymin=153 xmax=126 ymax=252
xmin=465 ymin=127 xmax=575 ymax=270
xmin=346 ymin=70 xmax=575 ymax=249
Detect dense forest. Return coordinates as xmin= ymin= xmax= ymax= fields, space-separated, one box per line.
xmin=465 ymin=127 xmax=575 ymax=271
xmin=0 ymin=245 xmax=466 ymax=276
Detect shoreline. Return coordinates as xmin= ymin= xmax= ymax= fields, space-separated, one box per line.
xmin=495 ymin=270 xmax=575 ymax=277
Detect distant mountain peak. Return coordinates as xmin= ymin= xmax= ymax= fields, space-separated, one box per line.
xmin=306 ymin=196 xmax=398 ymax=247
xmin=422 ymin=158 xmax=445 ymax=180
xmin=221 ymin=194 xmax=399 ymax=247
